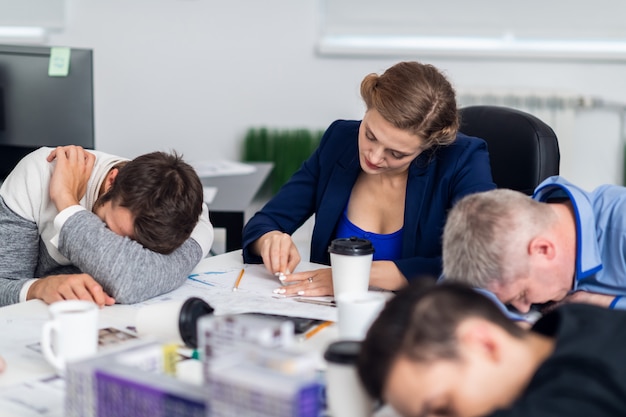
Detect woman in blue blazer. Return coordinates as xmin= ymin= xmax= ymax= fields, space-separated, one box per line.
xmin=242 ymin=61 xmax=495 ymax=296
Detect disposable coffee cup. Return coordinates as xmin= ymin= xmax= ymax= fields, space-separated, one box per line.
xmin=324 ymin=340 xmax=373 ymax=417
xmin=41 ymin=300 xmax=99 ymax=373
xmin=328 ymin=237 xmax=374 ymax=298
xmin=135 ymin=297 xmax=214 ymax=348
xmin=336 ymin=292 xmax=386 ymax=341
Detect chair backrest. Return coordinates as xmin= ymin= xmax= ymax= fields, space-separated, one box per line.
xmin=459 ymin=105 xmax=560 ymax=195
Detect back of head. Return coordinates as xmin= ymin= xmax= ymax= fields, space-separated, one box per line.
xmin=98 ymin=151 xmax=203 ymax=254
xmin=357 ymin=281 xmax=525 ymax=402
xmin=442 ymin=188 xmax=552 ymax=288
xmin=360 ymin=61 xmax=459 ymax=149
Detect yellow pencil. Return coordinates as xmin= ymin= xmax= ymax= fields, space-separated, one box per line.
xmin=304 ymin=320 xmax=333 ymax=340
xmin=232 ymin=268 xmax=245 ymax=292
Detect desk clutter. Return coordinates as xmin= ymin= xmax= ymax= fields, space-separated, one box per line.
xmin=57 ymin=241 xmax=389 ymax=417
xmin=65 ymin=313 xmax=324 ymax=417
xmin=200 ymin=314 xmax=322 ymax=417
xmin=0 ymin=251 xmax=391 ymax=416
xmin=65 ymin=341 xmax=205 ymax=417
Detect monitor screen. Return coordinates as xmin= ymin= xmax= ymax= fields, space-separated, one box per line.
xmin=0 ymin=44 xmax=94 ymax=180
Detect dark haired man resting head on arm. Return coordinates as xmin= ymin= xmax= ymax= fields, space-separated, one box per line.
xmin=358 ymin=281 xmax=626 ymax=417
xmin=0 ymin=145 xmax=213 ymax=307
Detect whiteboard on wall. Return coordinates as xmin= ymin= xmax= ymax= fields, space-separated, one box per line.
xmin=318 ymin=0 xmax=626 ymax=60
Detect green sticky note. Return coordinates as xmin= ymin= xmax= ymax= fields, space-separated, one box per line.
xmin=48 ymin=47 xmax=71 ymax=77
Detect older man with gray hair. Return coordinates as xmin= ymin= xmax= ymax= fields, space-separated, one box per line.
xmin=441 ymin=175 xmax=626 ymax=314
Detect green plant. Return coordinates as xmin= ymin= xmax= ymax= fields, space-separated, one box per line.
xmin=243 ymin=127 xmax=324 ymax=194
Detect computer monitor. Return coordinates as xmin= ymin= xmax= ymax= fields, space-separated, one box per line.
xmin=0 ymin=44 xmax=94 ymax=180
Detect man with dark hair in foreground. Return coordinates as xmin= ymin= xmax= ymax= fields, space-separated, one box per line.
xmin=358 ymin=282 xmax=626 ymax=417
xmin=0 ymin=145 xmax=213 ymax=307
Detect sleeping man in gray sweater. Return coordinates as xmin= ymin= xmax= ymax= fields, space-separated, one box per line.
xmin=0 ymin=145 xmax=214 ymax=307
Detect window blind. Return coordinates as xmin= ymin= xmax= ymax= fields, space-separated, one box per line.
xmin=318 ymin=0 xmax=626 ymax=60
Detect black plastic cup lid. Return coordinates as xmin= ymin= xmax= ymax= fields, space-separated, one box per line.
xmin=328 ymin=237 xmax=374 ymax=256
xmin=178 ymin=297 xmax=214 ymax=348
xmin=324 ymin=340 xmax=361 ymax=364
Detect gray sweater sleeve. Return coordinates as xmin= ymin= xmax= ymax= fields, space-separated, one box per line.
xmin=0 ymin=197 xmax=40 ymax=306
xmin=58 ymin=210 xmax=203 ymax=304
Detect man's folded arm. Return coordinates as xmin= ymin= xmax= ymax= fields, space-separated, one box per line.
xmin=58 ymin=210 xmax=208 ymax=304
xmin=0 ymin=197 xmax=40 ymax=306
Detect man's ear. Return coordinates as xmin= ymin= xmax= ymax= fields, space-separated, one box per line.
xmin=102 ymin=168 xmax=119 ymax=194
xmin=528 ymin=236 xmax=556 ymax=260
xmin=456 ymin=319 xmax=503 ymax=364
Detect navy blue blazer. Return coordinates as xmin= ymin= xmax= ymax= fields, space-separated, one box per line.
xmin=242 ymin=120 xmax=495 ymax=280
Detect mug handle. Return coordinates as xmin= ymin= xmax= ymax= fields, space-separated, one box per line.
xmin=41 ymin=320 xmax=64 ymax=371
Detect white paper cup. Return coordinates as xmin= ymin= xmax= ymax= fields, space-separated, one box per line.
xmin=135 ymin=297 xmax=213 ymax=348
xmin=328 ymin=237 xmax=374 ymax=298
xmin=324 ymin=340 xmax=373 ymax=417
xmin=41 ymin=300 xmax=99 ymax=373
xmin=336 ymin=292 xmax=386 ymax=341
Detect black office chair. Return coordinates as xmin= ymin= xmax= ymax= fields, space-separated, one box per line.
xmin=459 ymin=105 xmax=560 ymax=195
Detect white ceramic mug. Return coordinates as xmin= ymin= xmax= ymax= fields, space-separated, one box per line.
xmin=336 ymin=292 xmax=386 ymax=341
xmin=41 ymin=300 xmax=99 ymax=372
xmin=328 ymin=237 xmax=374 ymax=298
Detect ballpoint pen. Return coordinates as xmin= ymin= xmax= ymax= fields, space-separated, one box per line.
xmin=294 ymin=297 xmax=336 ymax=307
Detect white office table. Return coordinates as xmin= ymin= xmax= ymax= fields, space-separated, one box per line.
xmin=0 ymin=251 xmax=342 ymax=415
xmin=0 ymin=250 xmax=399 ymax=417
xmin=0 ymin=252 xmax=236 ymax=390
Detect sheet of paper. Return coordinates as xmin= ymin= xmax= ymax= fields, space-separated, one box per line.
xmin=135 ymin=264 xmax=338 ymax=322
xmin=0 ymin=376 xmax=65 ymax=417
xmin=190 ymin=160 xmax=256 ymax=177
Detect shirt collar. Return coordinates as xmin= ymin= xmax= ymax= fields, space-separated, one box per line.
xmin=532 ymin=176 xmax=603 ymax=282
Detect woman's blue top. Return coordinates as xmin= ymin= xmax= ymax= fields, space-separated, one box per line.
xmin=335 ymin=207 xmax=404 ymax=261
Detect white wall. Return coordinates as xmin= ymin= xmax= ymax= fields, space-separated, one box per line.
xmin=47 ymin=0 xmax=626 ymax=189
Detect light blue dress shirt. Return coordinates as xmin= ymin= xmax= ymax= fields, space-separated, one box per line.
xmin=472 ymin=175 xmax=626 ymax=322
xmin=533 ymin=176 xmax=626 ymax=309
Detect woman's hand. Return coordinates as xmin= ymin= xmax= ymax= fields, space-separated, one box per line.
xmin=269 ymin=260 xmax=409 ymax=298
xmin=273 ymin=267 xmax=334 ymax=297
xmin=254 ymin=231 xmax=301 ymax=276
